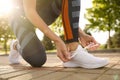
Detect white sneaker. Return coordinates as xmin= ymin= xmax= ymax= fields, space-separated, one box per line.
xmin=63 ymin=45 xmax=109 ymax=69
xmin=8 ymin=40 xmax=20 ymax=64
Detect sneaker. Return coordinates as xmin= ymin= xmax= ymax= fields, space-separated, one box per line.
xmin=63 ymin=45 xmax=109 ymax=69
xmin=8 ymin=40 xmax=20 ymax=64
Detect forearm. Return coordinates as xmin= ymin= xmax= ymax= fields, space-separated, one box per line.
xmin=23 ymin=0 xmax=61 ymax=43
xmin=26 ymin=11 xmax=61 ymax=42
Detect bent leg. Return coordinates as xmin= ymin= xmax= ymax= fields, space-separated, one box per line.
xmin=9 ymin=12 xmax=47 ymax=67
xmin=62 ymin=0 xmax=80 ymax=43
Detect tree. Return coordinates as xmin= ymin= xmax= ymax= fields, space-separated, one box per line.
xmin=50 ymin=15 xmax=63 ymax=36
xmin=42 ymin=35 xmax=55 ymax=50
xmin=110 ymin=32 xmax=120 ymax=48
xmin=86 ymin=0 xmax=120 ymax=48
xmin=0 ymin=17 xmax=15 ymax=54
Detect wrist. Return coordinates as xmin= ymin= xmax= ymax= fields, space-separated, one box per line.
xmin=53 ymin=37 xmax=62 ymax=44
xmin=78 ymin=28 xmax=86 ymax=37
xmin=79 ymin=31 xmax=87 ymax=38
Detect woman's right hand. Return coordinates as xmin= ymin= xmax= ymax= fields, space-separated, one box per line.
xmin=54 ymin=40 xmax=71 ymax=62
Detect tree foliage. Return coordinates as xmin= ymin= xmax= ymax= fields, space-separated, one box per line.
xmin=42 ymin=35 xmax=55 ymax=50
xmin=110 ymin=32 xmax=120 ymax=48
xmin=0 ymin=17 xmax=14 ymax=54
xmin=86 ymin=0 xmax=120 ymax=48
xmin=50 ymin=15 xmax=63 ymax=36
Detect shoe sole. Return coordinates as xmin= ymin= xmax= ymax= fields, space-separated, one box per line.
xmin=78 ymin=60 xmax=109 ymax=69
xmin=63 ymin=60 xmax=109 ymax=69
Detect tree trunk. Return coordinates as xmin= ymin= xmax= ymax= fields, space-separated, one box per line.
xmin=107 ymin=30 xmax=111 ymax=49
xmin=4 ymin=35 xmax=8 ymax=55
xmin=4 ymin=39 xmax=8 ymax=55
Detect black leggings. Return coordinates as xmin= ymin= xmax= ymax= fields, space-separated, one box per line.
xmin=9 ymin=0 xmax=80 ymax=67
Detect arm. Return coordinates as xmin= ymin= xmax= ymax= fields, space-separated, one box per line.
xmin=23 ymin=0 xmax=70 ymax=62
xmin=23 ymin=0 xmax=59 ymax=42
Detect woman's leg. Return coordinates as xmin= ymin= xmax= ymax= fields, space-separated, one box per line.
xmin=62 ymin=0 xmax=80 ymax=43
xmin=62 ymin=0 xmax=80 ymax=51
xmin=61 ymin=0 xmax=109 ymax=68
xmin=36 ymin=0 xmax=62 ymax=25
xmin=9 ymin=11 xmax=47 ymax=67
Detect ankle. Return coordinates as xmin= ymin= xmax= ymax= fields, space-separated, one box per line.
xmin=66 ymin=42 xmax=79 ymax=51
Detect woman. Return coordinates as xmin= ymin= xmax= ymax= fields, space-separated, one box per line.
xmin=8 ymin=0 xmax=108 ymax=68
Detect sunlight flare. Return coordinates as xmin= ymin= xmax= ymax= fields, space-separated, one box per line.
xmin=0 ymin=0 xmax=14 ymax=16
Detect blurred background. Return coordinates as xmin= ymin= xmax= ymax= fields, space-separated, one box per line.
xmin=0 ymin=0 xmax=120 ymax=55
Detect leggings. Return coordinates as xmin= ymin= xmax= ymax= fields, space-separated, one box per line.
xmin=9 ymin=0 xmax=80 ymax=67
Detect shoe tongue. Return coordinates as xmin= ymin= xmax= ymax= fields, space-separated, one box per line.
xmin=70 ymin=45 xmax=83 ymax=58
xmin=72 ymin=45 xmax=83 ymax=52
xmin=76 ymin=45 xmax=83 ymax=51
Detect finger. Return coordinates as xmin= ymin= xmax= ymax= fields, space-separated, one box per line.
xmin=95 ymin=43 xmax=100 ymax=46
xmin=81 ymin=40 xmax=87 ymax=47
xmin=93 ymin=43 xmax=100 ymax=48
xmin=91 ymin=37 xmax=97 ymax=44
xmin=57 ymin=52 xmax=68 ymax=62
xmin=88 ymin=46 xmax=97 ymax=51
xmin=64 ymin=51 xmax=71 ymax=60
xmin=88 ymin=44 xmax=100 ymax=50
xmin=89 ymin=47 xmax=97 ymax=51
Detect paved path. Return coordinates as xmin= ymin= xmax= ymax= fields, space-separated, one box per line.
xmin=0 ymin=53 xmax=120 ymax=80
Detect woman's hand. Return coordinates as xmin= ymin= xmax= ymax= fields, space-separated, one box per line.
xmin=79 ymin=33 xmax=100 ymax=51
xmin=54 ymin=40 xmax=71 ymax=62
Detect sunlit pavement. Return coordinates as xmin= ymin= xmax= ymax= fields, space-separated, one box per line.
xmin=0 ymin=53 xmax=120 ymax=80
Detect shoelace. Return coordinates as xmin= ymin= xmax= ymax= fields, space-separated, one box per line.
xmin=70 ymin=51 xmax=78 ymax=58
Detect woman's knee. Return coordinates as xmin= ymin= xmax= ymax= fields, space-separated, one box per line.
xmin=21 ymin=35 xmax=47 ymax=67
xmin=22 ymin=53 xmax=47 ymax=67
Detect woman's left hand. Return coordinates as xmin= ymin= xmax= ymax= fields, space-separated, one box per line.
xmin=79 ymin=33 xmax=100 ymax=51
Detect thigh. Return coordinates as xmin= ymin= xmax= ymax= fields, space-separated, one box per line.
xmin=36 ymin=0 xmax=62 ymax=25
